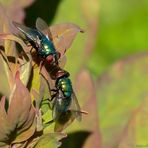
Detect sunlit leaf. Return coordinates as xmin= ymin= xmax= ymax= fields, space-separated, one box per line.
xmin=7 ymin=71 xmax=35 ymax=142
xmin=34 ymin=133 xmax=67 ymax=148
xmin=0 ymin=5 xmax=17 ymax=56
xmin=0 ymin=142 xmax=9 ymax=148
xmin=0 ymin=51 xmax=12 ymax=97
xmin=13 ymin=118 xmax=36 ymax=144
xmin=0 ymin=34 xmax=29 ymax=53
xmin=18 ymin=53 xmax=32 ymax=86
xmin=50 ymin=23 xmax=83 ymax=57
xmin=0 ymin=96 xmax=10 ymax=141
xmin=11 ymin=142 xmax=28 ymax=148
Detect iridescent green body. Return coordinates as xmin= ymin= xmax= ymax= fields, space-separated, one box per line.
xmin=13 ymin=19 xmax=82 ymax=132
xmin=13 ymin=21 xmax=58 ymax=60
xmin=51 ymin=77 xmax=73 ymax=114
xmin=37 ymin=34 xmax=56 ymax=58
xmin=56 ymin=77 xmax=73 ymax=98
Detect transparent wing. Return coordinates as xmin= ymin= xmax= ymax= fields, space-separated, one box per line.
xmin=53 ymin=98 xmax=75 ymax=132
xmin=54 ymin=110 xmax=75 ymax=132
xmin=49 ymin=23 xmax=84 ymax=56
xmin=69 ymin=91 xmax=82 ymax=121
xmin=51 ymin=87 xmax=82 ymax=132
xmin=52 ymin=97 xmax=60 ymax=121
xmin=36 ymin=17 xmax=53 ymax=40
xmin=12 ymin=21 xmax=39 ymax=42
xmin=53 ymin=91 xmax=82 ymax=132
xmin=52 ymin=91 xmax=74 ymax=132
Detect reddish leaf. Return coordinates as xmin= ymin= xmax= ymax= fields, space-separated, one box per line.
xmin=0 ymin=34 xmax=32 ymax=86
xmin=0 ymin=96 xmax=10 ymax=141
xmin=50 ymin=23 xmax=84 ymax=56
xmin=0 ymin=33 xmax=30 ymax=53
xmin=0 ymin=51 xmax=12 ymax=98
xmin=12 ymin=118 xmax=36 ymax=144
xmin=0 ymin=0 xmax=35 ymax=23
xmin=7 ymin=71 xmax=35 ymax=142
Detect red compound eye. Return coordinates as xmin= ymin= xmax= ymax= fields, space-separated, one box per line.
xmin=46 ymin=55 xmax=53 ymax=64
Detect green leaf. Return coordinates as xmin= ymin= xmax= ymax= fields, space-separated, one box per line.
xmin=34 ymin=133 xmax=67 ymax=148
xmin=88 ymin=0 xmax=148 ymax=77
xmin=119 ymin=95 xmax=148 ymax=147
xmin=96 ymin=52 xmax=148 ymax=147
xmin=0 ymin=142 xmax=9 ymax=148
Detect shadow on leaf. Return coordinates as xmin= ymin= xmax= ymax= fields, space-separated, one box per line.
xmin=60 ymin=131 xmax=91 ymax=148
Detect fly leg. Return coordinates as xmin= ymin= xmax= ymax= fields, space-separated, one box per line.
xmin=17 ymin=45 xmax=33 ymax=67
xmin=42 ymin=89 xmax=58 ymax=102
xmin=41 ymin=90 xmax=57 ymax=111
xmin=50 ymin=89 xmax=58 ymax=101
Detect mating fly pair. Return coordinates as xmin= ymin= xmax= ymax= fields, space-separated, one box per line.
xmin=13 ymin=18 xmax=86 ymax=131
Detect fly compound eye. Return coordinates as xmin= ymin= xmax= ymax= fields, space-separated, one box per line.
xmin=46 ymin=55 xmax=53 ymax=64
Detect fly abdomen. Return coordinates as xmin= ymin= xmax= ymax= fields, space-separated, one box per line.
xmin=56 ymin=77 xmax=73 ymax=98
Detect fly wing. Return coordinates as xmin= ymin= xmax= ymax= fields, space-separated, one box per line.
xmin=36 ymin=17 xmax=53 ymax=40
xmin=54 ymin=92 xmax=82 ymax=132
xmin=69 ymin=91 xmax=82 ymax=121
xmin=54 ymin=110 xmax=75 ymax=132
xmin=53 ymin=98 xmax=75 ymax=132
xmin=52 ymin=91 xmax=75 ymax=132
xmin=49 ymin=23 xmax=84 ymax=57
xmin=12 ymin=21 xmax=39 ymax=42
xmin=52 ymin=99 xmax=59 ymax=121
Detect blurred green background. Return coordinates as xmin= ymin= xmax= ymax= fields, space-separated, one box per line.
xmin=25 ymin=0 xmax=148 ymax=78
xmin=1 ymin=0 xmax=148 ymax=147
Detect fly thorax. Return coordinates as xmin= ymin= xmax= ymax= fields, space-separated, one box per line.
xmin=42 ymin=37 xmax=55 ymax=54
xmin=57 ymin=77 xmax=73 ymax=98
